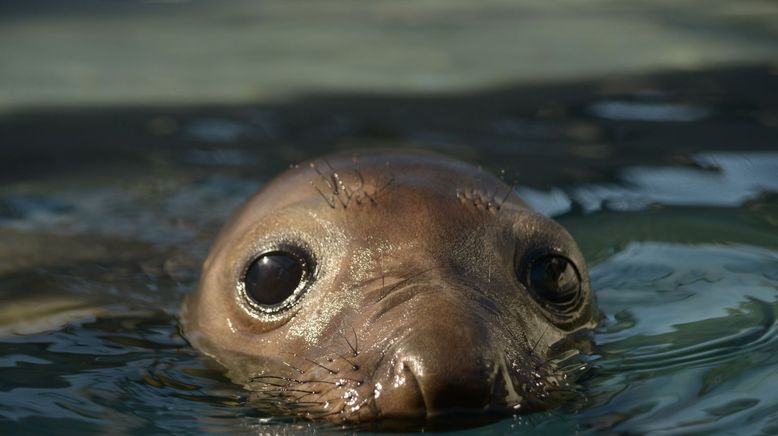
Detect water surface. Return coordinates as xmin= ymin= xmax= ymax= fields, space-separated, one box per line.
xmin=1 ymin=2 xmax=778 ymax=434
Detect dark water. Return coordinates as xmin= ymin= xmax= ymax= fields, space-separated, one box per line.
xmin=2 ymin=64 xmax=777 ymax=434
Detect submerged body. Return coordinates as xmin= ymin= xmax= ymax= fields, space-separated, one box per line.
xmin=183 ymin=150 xmax=598 ymax=427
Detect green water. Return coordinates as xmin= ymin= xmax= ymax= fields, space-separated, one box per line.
xmin=2 ymin=1 xmax=778 ymax=434
xmin=2 ymin=79 xmax=777 ymax=433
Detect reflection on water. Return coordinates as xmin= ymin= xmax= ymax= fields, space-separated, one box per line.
xmin=524 ymin=152 xmax=778 ymax=216
xmin=589 ymin=100 xmax=711 ymax=122
xmin=0 ymin=27 xmax=777 ymax=436
xmin=587 ymin=242 xmax=778 ymax=434
xmin=581 ymin=152 xmax=778 ymax=212
xmin=1 ymin=145 xmax=776 ymax=433
xmin=0 ymin=176 xmax=253 ymax=243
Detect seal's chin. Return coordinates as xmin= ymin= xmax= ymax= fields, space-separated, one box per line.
xmin=244 ymin=346 xmax=588 ymax=428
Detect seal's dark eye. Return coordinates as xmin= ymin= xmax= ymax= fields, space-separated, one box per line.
xmin=242 ymin=250 xmax=308 ymax=313
xmin=524 ymin=254 xmax=582 ymax=313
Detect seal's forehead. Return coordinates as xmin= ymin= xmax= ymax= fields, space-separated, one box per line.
xmin=207 ymin=151 xmax=531 ymax=256
xmin=252 ymin=151 xmax=524 ymax=214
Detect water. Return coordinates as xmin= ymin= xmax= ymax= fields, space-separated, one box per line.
xmin=2 ymin=1 xmax=778 ymax=434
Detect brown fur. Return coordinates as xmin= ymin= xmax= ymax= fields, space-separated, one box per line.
xmin=183 ymin=150 xmax=598 ymax=426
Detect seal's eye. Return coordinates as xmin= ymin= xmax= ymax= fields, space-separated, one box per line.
xmin=241 ymin=250 xmax=309 ymax=313
xmin=523 ymin=254 xmax=582 ymax=314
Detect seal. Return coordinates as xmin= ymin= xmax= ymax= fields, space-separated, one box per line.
xmin=182 ymin=150 xmax=598 ymax=428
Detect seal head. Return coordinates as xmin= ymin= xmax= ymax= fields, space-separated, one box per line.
xmin=183 ymin=150 xmax=598 ymax=427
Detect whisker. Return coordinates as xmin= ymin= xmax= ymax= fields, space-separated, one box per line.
xmin=499 ymin=187 xmax=512 ymax=210
xmin=336 ymin=353 xmax=360 ymax=370
xmin=322 ymin=157 xmax=336 ymax=174
xmin=531 ymin=325 xmax=550 ymax=355
xmin=290 ymin=392 xmax=320 ymax=402
xmin=374 ymin=266 xmax=439 ymax=303
xmin=282 ymin=360 xmax=305 ymax=375
xmin=299 ymin=379 xmax=337 ymax=385
xmin=283 ymin=388 xmax=318 ymax=395
xmin=304 ymin=358 xmax=340 ymax=375
xmin=340 ymin=329 xmax=358 ymax=357
xmin=249 ymin=374 xmax=300 ymax=383
xmin=380 ymin=249 xmax=385 ymax=290
xmin=254 ymin=381 xmax=291 ymax=389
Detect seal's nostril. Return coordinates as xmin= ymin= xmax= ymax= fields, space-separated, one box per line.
xmin=376 ymin=334 xmax=499 ymax=418
xmin=394 ymin=357 xmax=430 ymax=413
xmin=373 ymin=356 xmax=426 ymax=419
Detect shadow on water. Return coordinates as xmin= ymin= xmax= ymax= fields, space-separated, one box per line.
xmin=2 ymin=64 xmax=777 ymax=187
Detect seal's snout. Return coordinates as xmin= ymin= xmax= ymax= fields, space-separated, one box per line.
xmin=384 ymin=343 xmax=498 ymax=416
xmin=374 ymin=313 xmax=502 ymax=420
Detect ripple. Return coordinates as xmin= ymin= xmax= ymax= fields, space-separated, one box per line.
xmin=518 ymin=152 xmax=778 ymax=216
xmin=583 ymin=241 xmax=778 ymax=434
xmin=0 ymin=175 xmax=254 ymax=244
xmin=0 ymin=312 xmax=249 ymax=432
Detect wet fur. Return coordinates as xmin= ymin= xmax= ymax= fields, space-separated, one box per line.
xmin=183 ymin=150 xmax=598 ymax=426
